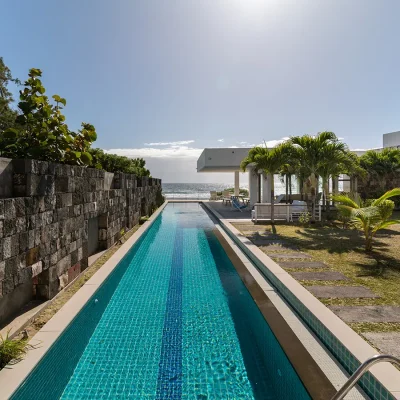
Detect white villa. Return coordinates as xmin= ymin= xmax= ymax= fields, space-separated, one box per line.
xmin=196 ymin=131 xmax=400 ymax=206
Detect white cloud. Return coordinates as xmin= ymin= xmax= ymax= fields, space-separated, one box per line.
xmin=258 ymin=137 xmax=290 ymax=147
xmin=217 ymin=139 xmax=224 ymax=142
xmin=105 ymin=145 xmax=202 ymax=159
xmin=143 ymin=140 xmax=194 ymax=146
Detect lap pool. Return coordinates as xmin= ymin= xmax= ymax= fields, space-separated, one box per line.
xmin=11 ymin=203 xmax=311 ymax=399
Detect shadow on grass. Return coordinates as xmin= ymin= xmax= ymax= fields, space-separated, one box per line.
xmin=275 ymin=225 xmax=400 ymax=274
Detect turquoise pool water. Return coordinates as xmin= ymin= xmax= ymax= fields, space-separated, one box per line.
xmin=12 ymin=203 xmax=310 ymax=399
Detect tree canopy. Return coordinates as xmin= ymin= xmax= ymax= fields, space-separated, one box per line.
xmin=0 ymin=57 xmax=19 ymax=132
xmin=0 ymin=61 xmax=152 ymax=177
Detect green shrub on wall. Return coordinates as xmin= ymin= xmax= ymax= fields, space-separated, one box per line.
xmin=0 ymin=63 xmax=156 ymax=180
xmin=89 ymin=148 xmax=151 ymax=177
xmin=0 ymin=68 xmax=96 ymax=165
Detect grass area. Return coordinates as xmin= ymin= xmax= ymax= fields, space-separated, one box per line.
xmin=232 ymin=211 xmax=400 ymax=335
xmin=21 ymin=224 xmax=141 ymax=340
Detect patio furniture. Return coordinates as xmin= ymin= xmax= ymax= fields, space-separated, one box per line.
xmin=210 ymin=191 xmax=219 ymax=200
xmin=252 ymin=203 xmax=290 ymax=222
xmin=231 ymin=196 xmax=248 ymax=212
xmin=222 ymin=190 xmax=232 ymax=205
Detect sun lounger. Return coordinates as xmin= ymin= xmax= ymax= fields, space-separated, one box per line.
xmin=231 ymin=196 xmax=248 ymax=212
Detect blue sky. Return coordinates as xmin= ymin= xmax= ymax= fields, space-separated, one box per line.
xmin=2 ymin=0 xmax=400 ymax=182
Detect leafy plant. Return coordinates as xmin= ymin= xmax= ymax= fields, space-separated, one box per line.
xmin=286 ymin=132 xmax=355 ymax=221
xmin=298 ymin=212 xmax=311 ymax=226
xmin=333 ymin=188 xmax=400 ymax=251
xmin=139 ymin=216 xmax=150 ymax=224
xmin=0 ymin=68 xmax=96 ymax=165
xmin=0 ymin=57 xmax=21 ymax=132
xmin=359 ymin=148 xmax=400 ymax=198
xmin=89 ymin=148 xmax=150 ymax=176
xmin=0 ymin=331 xmax=32 ymax=369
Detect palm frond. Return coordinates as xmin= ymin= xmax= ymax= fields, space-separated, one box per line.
xmin=372 ymin=219 xmax=400 ymax=233
xmin=372 ymin=188 xmax=400 ymax=206
xmin=332 ymin=194 xmax=360 ymax=209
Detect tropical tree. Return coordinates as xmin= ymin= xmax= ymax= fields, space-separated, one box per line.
xmin=317 ymin=143 xmax=360 ymax=213
xmin=89 ymin=148 xmax=151 ymax=176
xmin=0 ymin=57 xmax=20 ymax=132
xmin=287 ymin=131 xmax=346 ymax=220
xmin=0 ymin=68 xmax=96 ymax=165
xmin=241 ymin=144 xmax=290 ymax=222
xmin=278 ymin=147 xmax=301 ymax=204
xmin=332 ymin=188 xmax=400 ymax=251
xmin=359 ymin=148 xmax=400 ymax=197
xmin=240 ymin=146 xmax=265 ymax=203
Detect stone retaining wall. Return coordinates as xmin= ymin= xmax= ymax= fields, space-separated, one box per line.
xmin=0 ymin=158 xmax=162 ymax=324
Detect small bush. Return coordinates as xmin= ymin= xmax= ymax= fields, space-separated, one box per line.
xmin=0 ymin=331 xmax=32 ymax=369
xmin=298 ymin=212 xmax=311 ymax=226
xmin=216 ymin=188 xmax=249 ymax=197
xmin=0 ymin=68 xmax=96 ymax=165
xmin=139 ymin=216 xmax=149 ymax=225
xmin=89 ymin=148 xmax=150 ymax=177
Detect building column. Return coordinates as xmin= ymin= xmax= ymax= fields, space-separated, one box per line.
xmin=248 ymin=168 xmax=259 ymax=206
xmin=234 ymin=171 xmax=240 ymax=196
xmin=261 ymin=173 xmax=272 ymax=203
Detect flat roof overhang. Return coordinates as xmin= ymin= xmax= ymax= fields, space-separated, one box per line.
xmin=197 ymin=147 xmax=253 ymax=173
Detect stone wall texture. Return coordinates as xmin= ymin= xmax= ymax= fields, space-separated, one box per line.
xmin=0 ymin=158 xmax=162 ymax=324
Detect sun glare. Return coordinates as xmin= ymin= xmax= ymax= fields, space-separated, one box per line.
xmin=229 ymin=0 xmax=280 ymax=22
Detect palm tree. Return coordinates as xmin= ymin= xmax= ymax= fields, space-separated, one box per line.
xmin=240 ymin=146 xmax=266 ymax=203
xmin=359 ymin=148 xmax=400 ymax=196
xmin=279 ymin=156 xmax=299 ymax=204
xmin=287 ymin=131 xmax=342 ymax=221
xmin=241 ymin=144 xmax=290 ymax=222
xmin=317 ymin=143 xmax=359 ymax=213
xmin=332 ymin=188 xmax=400 ymax=251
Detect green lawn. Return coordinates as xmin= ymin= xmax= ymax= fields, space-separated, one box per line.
xmin=232 ymin=211 xmax=400 ymax=334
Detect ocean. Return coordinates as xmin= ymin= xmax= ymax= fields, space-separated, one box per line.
xmin=162 ymin=180 xmax=293 ymax=200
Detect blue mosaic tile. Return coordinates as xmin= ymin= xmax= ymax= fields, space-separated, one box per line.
xmin=12 ymin=203 xmax=312 ymax=399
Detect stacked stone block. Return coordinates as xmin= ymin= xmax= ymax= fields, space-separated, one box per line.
xmin=0 ymin=158 xmax=162 ymax=324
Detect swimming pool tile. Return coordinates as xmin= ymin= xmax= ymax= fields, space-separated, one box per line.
xmin=12 ymin=204 xmax=312 ymax=400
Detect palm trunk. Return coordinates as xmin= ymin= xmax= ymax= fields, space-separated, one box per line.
xmin=289 ymin=174 xmax=292 ymax=202
xmin=365 ymin=235 xmax=373 ymax=252
xmin=270 ymin=173 xmax=275 ymax=223
xmin=310 ymin=173 xmax=317 ymax=222
xmin=285 ymin=175 xmax=289 ymax=204
xmin=323 ymin=177 xmax=329 ymax=216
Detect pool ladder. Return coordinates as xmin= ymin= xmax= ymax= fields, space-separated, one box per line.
xmin=331 ymin=354 xmax=400 ymax=400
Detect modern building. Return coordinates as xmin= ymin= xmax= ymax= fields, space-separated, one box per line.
xmin=196 ymin=132 xmax=400 ymax=204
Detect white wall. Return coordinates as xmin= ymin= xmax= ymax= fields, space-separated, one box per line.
xmin=197 ymin=148 xmax=252 ymax=172
xmin=383 ymin=131 xmax=400 ymax=148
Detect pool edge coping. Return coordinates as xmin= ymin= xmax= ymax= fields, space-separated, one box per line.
xmin=202 ymin=202 xmax=400 ymax=400
xmin=212 ymin=225 xmax=338 ymax=400
xmin=0 ymin=201 xmax=169 ymax=399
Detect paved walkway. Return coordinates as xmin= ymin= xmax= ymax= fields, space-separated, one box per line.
xmin=208 ymin=201 xmax=252 ymax=220
xmin=231 ymin=221 xmax=400 ymax=360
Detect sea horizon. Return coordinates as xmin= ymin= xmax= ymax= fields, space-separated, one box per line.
xmin=162 ymin=181 xmax=293 ymax=200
